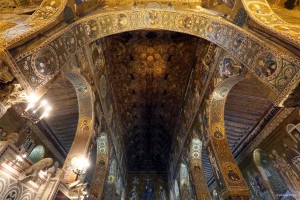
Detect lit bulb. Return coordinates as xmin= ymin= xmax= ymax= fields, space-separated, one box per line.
xmin=41 ymin=100 xmax=48 ymax=106
xmin=25 ymin=103 xmax=35 ymax=111
xmin=39 ymin=112 xmax=49 ymax=120
xmin=73 ymin=157 xmax=89 ymax=171
xmin=45 ymin=106 xmax=52 ymax=112
xmin=22 ymin=154 xmax=27 ymax=158
xmin=33 ymin=100 xmax=48 ymax=113
xmin=27 ymin=94 xmax=38 ymax=103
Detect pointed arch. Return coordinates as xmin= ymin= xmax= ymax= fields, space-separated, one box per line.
xmin=13 ymin=7 xmax=300 ymax=106
xmin=60 ymin=71 xmax=94 ymax=183
xmin=207 ymin=76 xmax=249 ymax=199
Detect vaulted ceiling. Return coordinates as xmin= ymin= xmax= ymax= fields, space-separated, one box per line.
xmin=25 ymin=30 xmax=274 ymax=183
xmin=104 ymin=31 xmax=200 ymax=172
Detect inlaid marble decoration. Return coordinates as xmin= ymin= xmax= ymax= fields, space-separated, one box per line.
xmin=0 ymin=173 xmax=37 ymax=200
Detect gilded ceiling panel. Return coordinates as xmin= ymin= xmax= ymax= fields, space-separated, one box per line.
xmin=103 ymin=31 xmax=200 ymax=172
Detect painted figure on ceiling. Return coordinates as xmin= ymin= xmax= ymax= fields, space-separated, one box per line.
xmin=256 ymin=54 xmax=277 ymax=78
xmin=226 ymin=166 xmax=241 ymax=182
xmin=219 ymin=57 xmax=243 ymax=78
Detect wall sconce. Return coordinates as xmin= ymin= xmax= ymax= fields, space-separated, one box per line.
xmin=71 ymin=157 xmax=90 ymax=180
xmin=21 ymin=94 xmax=52 ymax=124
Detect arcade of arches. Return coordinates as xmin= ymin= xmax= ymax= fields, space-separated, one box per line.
xmin=0 ymin=0 xmax=300 ymax=200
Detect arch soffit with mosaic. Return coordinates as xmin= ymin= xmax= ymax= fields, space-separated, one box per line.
xmin=241 ymin=0 xmax=300 ymax=49
xmin=13 ymin=8 xmax=300 ymax=106
xmin=0 ymin=0 xmax=69 ymax=50
xmin=209 ymin=76 xmax=245 ymax=140
xmin=59 ymin=70 xmax=95 ymax=182
xmin=207 ymin=75 xmax=250 ymax=194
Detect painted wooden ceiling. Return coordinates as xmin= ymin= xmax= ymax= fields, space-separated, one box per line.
xmin=202 ymin=79 xmax=272 ymax=182
xmin=42 ymin=75 xmax=79 ymax=156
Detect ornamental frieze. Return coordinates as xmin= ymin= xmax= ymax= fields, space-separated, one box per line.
xmin=10 ymin=8 xmax=300 ymax=106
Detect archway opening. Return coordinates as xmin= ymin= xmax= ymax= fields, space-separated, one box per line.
xmin=224 ymin=79 xmax=273 ymax=153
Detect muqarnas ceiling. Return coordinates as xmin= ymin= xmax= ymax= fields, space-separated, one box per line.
xmin=103 ymin=31 xmax=202 ymax=172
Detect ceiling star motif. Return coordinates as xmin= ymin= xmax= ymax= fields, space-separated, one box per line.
xmin=104 ymin=31 xmax=200 ymax=172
